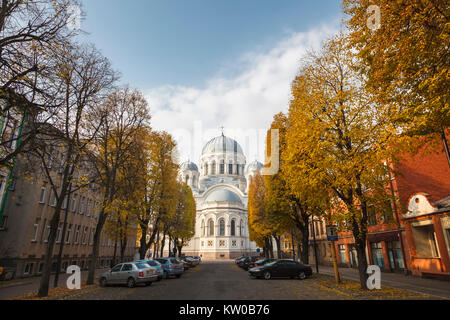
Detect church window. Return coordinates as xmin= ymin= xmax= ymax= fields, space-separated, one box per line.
xmin=205 ymin=164 xmax=208 ymax=175
xmin=201 ymin=220 xmax=205 ymax=236
xmin=185 ymin=175 xmax=189 ymax=184
xmin=219 ymin=240 xmax=226 ymax=247
xmin=208 ymin=219 xmax=214 ymax=236
xmin=240 ymin=219 xmax=243 ymax=236
xmin=220 ymin=160 xmax=225 ymax=174
xmin=231 ymin=219 xmax=236 ymax=236
xmin=232 ymin=240 xmax=237 ymax=247
xmin=219 ymin=219 xmax=225 ymax=236
xmin=211 ymin=161 xmax=216 ymax=175
xmin=228 ymin=163 xmax=233 ymax=174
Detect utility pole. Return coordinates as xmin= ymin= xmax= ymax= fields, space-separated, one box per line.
xmin=311 ymin=217 xmax=319 ymax=274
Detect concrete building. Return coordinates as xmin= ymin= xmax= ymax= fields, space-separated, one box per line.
xmin=0 ymin=135 xmax=136 ymax=280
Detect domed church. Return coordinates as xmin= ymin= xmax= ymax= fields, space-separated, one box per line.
xmin=173 ymin=134 xmax=264 ymax=260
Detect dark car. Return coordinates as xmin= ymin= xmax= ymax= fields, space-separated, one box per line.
xmin=238 ymin=256 xmax=258 ymax=270
xmin=248 ymin=260 xmax=313 ymax=280
xmin=247 ymin=258 xmax=277 ymax=270
xmin=235 ymin=256 xmax=246 ymax=264
xmin=180 ymin=256 xmax=196 ymax=268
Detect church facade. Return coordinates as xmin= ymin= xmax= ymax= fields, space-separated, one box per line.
xmin=169 ymin=134 xmax=263 ymax=260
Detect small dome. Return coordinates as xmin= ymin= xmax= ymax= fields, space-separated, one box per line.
xmin=205 ymin=189 xmax=242 ymax=203
xmin=180 ymin=161 xmax=198 ymax=171
xmin=202 ymin=135 xmax=244 ymax=156
xmin=246 ymin=160 xmax=264 ymax=174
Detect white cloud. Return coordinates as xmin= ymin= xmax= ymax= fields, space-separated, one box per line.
xmin=145 ymin=24 xmax=338 ymax=164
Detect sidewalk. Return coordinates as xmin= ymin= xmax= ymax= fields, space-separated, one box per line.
xmin=0 ymin=268 xmax=109 ymax=300
xmin=317 ymin=265 xmax=450 ymax=299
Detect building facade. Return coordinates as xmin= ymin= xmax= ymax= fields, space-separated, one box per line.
xmin=166 ymin=134 xmax=262 ymax=260
xmin=0 ymin=139 xmax=136 ymax=280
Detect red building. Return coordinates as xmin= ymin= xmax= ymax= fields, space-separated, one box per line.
xmin=333 ymin=135 xmax=450 ymax=279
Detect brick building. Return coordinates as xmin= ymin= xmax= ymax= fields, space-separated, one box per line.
xmin=327 ymin=135 xmax=450 ymax=279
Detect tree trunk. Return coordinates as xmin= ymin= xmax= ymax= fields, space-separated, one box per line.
xmin=139 ymin=223 xmax=149 ymax=259
xmin=54 ymin=185 xmax=72 ymax=288
xmin=274 ymin=236 xmax=281 ymax=259
xmin=87 ymin=211 xmax=107 ymax=285
xmin=160 ymin=231 xmax=166 ymax=257
xmin=291 ymin=233 xmax=296 ymax=261
xmin=120 ymin=235 xmax=127 ymax=263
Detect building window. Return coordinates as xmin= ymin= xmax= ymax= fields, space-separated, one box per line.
xmin=205 ymin=164 xmax=208 ymax=175
xmin=72 ymin=195 xmax=77 ymax=212
xmin=56 ymin=223 xmax=63 ymax=243
xmin=219 ymin=219 xmax=225 ymax=236
xmin=232 ymin=240 xmax=237 ymax=247
xmin=367 ymin=205 xmax=377 ymax=226
xmin=39 ymin=187 xmax=46 ymax=204
xmin=51 ymin=194 xmax=57 ymax=207
xmin=74 ymin=225 xmax=80 ymax=244
xmin=236 ymin=164 xmax=240 ymax=175
xmin=231 ymin=219 xmax=236 ymax=236
xmin=240 ymin=220 xmax=243 ymax=236
xmin=24 ymin=263 xmax=34 ymax=275
xmin=412 ymin=224 xmax=440 ymax=258
xmin=219 ymin=240 xmax=226 ymax=247
xmin=211 ymin=161 xmax=216 ymax=175
xmin=219 ymin=160 xmax=225 ymax=174
xmin=31 ymin=219 xmax=40 ymax=242
xmin=338 ymin=245 xmax=347 ymax=264
xmin=382 ymin=201 xmax=394 ymax=223
xmin=371 ymin=242 xmax=385 ymax=268
xmin=66 ymin=224 xmax=72 ymax=244
xmin=208 ymin=240 xmax=213 ymax=247
xmin=228 ymin=163 xmax=233 ymax=174
xmin=201 ymin=220 xmax=205 ymax=237
xmin=44 ymin=224 xmax=51 ymax=242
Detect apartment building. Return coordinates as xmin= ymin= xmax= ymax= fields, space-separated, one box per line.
xmin=0 ymin=130 xmax=137 ymax=280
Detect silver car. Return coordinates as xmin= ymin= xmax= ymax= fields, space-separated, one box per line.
xmin=99 ymin=262 xmax=158 ymax=288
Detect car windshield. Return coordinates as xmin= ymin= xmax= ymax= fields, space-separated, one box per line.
xmin=265 ymin=261 xmax=277 ymax=267
xmin=156 ymin=259 xmax=167 ymax=264
xmin=136 ymin=263 xmax=150 ymax=269
xmin=255 ymin=259 xmax=266 ymax=264
xmin=146 ymin=260 xmax=159 ymax=266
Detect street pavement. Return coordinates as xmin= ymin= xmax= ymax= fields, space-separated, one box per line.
xmin=317 ymin=265 xmax=450 ymax=300
xmin=1 ymin=261 xmax=449 ymax=300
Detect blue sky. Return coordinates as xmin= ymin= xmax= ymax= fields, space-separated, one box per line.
xmin=80 ymin=0 xmax=344 ymax=162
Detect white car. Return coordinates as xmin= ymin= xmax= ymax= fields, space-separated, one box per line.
xmin=99 ymin=262 xmax=158 ymax=288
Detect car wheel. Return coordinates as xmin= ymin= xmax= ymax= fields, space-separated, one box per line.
xmin=263 ymin=271 xmax=272 ymax=280
xmin=146 ymin=282 xmax=152 ymax=286
xmin=127 ymin=277 xmax=136 ymax=288
xmin=164 ymin=271 xmax=169 ymax=279
xmin=99 ymin=277 xmax=107 ymax=287
xmin=298 ymin=271 xmax=306 ymax=280
xmin=176 ymin=274 xmax=182 ymax=278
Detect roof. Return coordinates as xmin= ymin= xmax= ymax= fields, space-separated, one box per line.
xmin=205 ymin=189 xmax=242 ymax=203
xmin=180 ymin=161 xmax=198 ymax=171
xmin=202 ymin=135 xmax=244 ymax=155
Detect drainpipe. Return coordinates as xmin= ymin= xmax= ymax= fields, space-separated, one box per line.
xmin=0 ymin=110 xmax=27 ymax=226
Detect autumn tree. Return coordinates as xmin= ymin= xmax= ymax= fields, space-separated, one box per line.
xmin=343 ymin=0 xmax=450 ymax=166
xmin=0 ymin=0 xmax=82 ymax=166
xmin=136 ymin=130 xmax=179 ymax=260
xmin=87 ymin=87 xmax=150 ymax=285
xmin=28 ymin=44 xmax=116 ymax=297
xmin=169 ymin=182 xmax=196 ymax=257
xmin=248 ymin=171 xmax=274 ymax=258
xmin=286 ymin=34 xmax=402 ymax=289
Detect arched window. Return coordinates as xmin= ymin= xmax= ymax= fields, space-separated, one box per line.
xmin=219 ymin=160 xmax=225 ymax=174
xmin=201 ymin=220 xmax=205 ymax=236
xmin=211 ymin=161 xmax=216 ymax=175
xmin=185 ymin=175 xmax=189 ymax=184
xmin=228 ymin=162 xmax=233 ymax=174
xmin=236 ymin=164 xmax=240 ymax=175
xmin=240 ymin=219 xmax=244 ymax=236
xmin=208 ymin=219 xmax=214 ymax=236
xmin=205 ymin=163 xmax=208 ymax=175
xmin=219 ymin=219 xmax=225 ymax=236
xmin=231 ymin=219 xmax=236 ymax=236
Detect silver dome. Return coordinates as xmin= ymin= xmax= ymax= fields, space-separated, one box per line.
xmin=180 ymin=161 xmax=198 ymax=171
xmin=205 ymin=189 xmax=242 ymax=203
xmin=202 ymin=135 xmax=244 ymax=155
xmin=246 ymin=160 xmax=264 ymax=174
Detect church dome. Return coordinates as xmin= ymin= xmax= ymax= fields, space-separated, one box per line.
xmin=246 ymin=160 xmax=264 ymax=174
xmin=180 ymin=161 xmax=198 ymax=171
xmin=205 ymin=189 xmax=242 ymax=203
xmin=202 ymin=135 xmax=244 ymax=156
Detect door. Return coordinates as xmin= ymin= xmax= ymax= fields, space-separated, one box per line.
xmin=285 ymin=261 xmax=298 ymax=277
xmin=118 ymin=263 xmax=133 ymax=283
xmin=109 ymin=264 xmax=123 ymax=284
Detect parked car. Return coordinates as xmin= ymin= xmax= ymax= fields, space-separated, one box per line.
xmin=235 ymin=256 xmax=246 ymax=264
xmin=180 ymin=257 xmax=196 ymax=268
xmin=156 ymin=257 xmax=184 ymax=279
xmin=193 ymin=256 xmax=202 ymax=263
xmin=247 ymin=258 xmax=277 ymax=269
xmin=134 ymin=259 xmax=164 ymax=280
xmin=238 ymin=257 xmax=258 ymax=270
xmin=99 ymin=262 xmax=158 ymax=288
xmin=248 ymin=260 xmax=313 ymax=280
xmin=186 ymin=256 xmax=200 ymax=265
